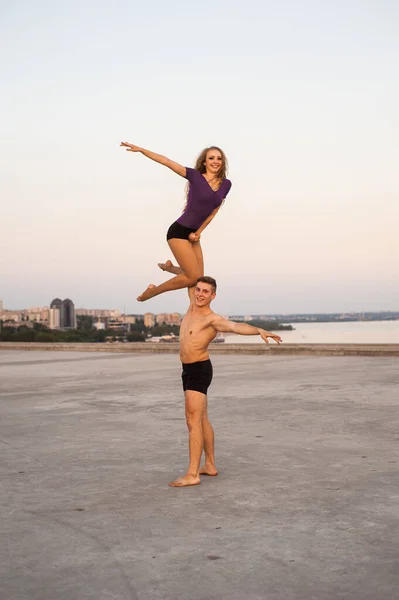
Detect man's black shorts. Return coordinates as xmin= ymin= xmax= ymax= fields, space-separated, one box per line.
xmin=181 ymin=359 xmax=213 ymax=395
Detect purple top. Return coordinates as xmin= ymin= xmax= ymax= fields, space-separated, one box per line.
xmin=176 ymin=167 xmax=232 ymax=230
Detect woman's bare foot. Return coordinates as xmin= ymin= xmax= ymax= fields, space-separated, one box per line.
xmin=168 ymin=474 xmax=201 ymax=487
xmin=137 ymin=284 xmax=156 ymax=302
xmin=158 ymin=260 xmax=182 ymax=275
xmin=199 ymin=465 xmax=218 ymax=476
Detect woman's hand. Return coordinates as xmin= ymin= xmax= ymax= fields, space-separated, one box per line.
xmin=120 ymin=142 xmax=142 ymax=152
xmin=120 ymin=145 xmax=186 ymax=176
xmin=189 ymin=232 xmax=201 ymax=243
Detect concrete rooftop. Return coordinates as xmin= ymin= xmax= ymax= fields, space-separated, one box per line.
xmin=1 ymin=350 xmax=398 ymax=600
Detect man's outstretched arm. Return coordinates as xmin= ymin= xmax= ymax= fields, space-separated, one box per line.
xmin=212 ymin=317 xmax=282 ymax=344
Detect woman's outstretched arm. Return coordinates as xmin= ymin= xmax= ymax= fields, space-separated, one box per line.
xmin=120 ymin=142 xmax=186 ymax=177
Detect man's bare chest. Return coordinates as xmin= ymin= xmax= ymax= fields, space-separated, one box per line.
xmin=180 ymin=315 xmax=211 ymax=339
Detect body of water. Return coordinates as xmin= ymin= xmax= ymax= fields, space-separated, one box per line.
xmin=223 ymin=320 xmax=399 ymax=344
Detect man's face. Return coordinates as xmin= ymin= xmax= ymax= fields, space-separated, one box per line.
xmin=194 ymin=283 xmax=216 ymax=307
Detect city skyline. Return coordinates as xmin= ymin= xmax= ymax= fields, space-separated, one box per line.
xmin=1 ymin=1 xmax=398 ymax=314
xmin=1 ymin=297 xmax=397 ymax=321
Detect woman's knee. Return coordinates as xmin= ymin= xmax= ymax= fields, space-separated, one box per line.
xmin=186 ymin=276 xmax=199 ymax=288
xmin=184 ymin=270 xmax=201 ymax=287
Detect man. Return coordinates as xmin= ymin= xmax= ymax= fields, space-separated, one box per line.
xmin=169 ymin=276 xmax=282 ymax=488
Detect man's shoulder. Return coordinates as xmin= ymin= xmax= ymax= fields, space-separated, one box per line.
xmin=207 ymin=311 xmax=222 ymax=326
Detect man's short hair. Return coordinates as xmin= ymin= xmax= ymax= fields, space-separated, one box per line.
xmin=197 ymin=276 xmax=217 ymax=293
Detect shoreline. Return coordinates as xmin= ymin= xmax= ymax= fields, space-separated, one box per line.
xmin=1 ymin=342 xmax=398 ymax=357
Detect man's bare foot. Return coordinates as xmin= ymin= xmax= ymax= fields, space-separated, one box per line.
xmin=137 ymin=284 xmax=156 ymax=302
xmin=158 ymin=260 xmax=182 ymax=275
xmin=199 ymin=465 xmax=218 ymax=476
xmin=168 ymin=474 xmax=201 ymax=487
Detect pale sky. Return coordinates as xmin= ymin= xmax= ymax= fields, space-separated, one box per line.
xmin=1 ymin=0 xmax=398 ymax=315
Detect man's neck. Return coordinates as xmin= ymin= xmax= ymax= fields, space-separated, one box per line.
xmin=188 ymin=304 xmax=213 ymax=316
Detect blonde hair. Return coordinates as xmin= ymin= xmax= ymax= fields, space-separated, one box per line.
xmin=194 ymin=146 xmax=228 ymax=180
xmin=183 ymin=146 xmax=228 ymax=210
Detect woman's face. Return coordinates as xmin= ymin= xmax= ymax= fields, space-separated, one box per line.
xmin=204 ymin=149 xmax=223 ymax=176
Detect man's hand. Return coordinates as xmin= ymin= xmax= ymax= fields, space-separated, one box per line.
xmin=259 ymin=330 xmax=282 ymax=344
xmin=189 ymin=232 xmax=201 ymax=243
xmin=120 ymin=142 xmax=142 ymax=152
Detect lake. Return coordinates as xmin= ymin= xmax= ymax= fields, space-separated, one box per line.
xmin=223 ymin=320 xmax=399 ymax=344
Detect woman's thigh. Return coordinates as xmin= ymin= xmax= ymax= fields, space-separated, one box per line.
xmin=168 ymin=238 xmax=202 ymax=279
xmin=192 ymin=242 xmax=204 ymax=276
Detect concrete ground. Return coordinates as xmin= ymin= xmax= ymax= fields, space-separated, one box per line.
xmin=0 ymin=351 xmax=398 ymax=600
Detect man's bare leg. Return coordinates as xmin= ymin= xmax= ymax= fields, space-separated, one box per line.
xmin=200 ymin=400 xmax=218 ymax=476
xmin=169 ymin=390 xmax=205 ymax=487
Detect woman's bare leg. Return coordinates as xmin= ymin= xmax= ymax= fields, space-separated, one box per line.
xmin=192 ymin=242 xmax=204 ymax=276
xmin=137 ymin=239 xmax=201 ymax=301
xmin=187 ymin=241 xmax=205 ymax=306
xmin=158 ymin=260 xmax=182 ymax=275
xmin=159 ymin=240 xmax=203 ymax=277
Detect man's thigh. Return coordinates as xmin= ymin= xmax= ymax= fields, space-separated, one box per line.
xmin=185 ymin=390 xmax=206 ymax=417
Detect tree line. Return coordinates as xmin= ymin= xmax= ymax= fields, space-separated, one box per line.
xmin=0 ymin=316 xmax=290 ymax=344
xmin=0 ymin=317 xmax=180 ymax=343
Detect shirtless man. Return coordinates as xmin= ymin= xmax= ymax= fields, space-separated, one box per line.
xmin=168 ymin=276 xmax=282 ymax=488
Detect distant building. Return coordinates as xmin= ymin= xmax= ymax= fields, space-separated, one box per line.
xmin=49 ymin=308 xmax=61 ymax=329
xmin=123 ymin=315 xmax=136 ymax=324
xmin=107 ymin=319 xmax=129 ymax=333
xmin=63 ymin=299 xmax=76 ymax=329
xmin=0 ymin=311 xmax=21 ymax=322
xmin=49 ymin=298 xmax=77 ymax=329
xmin=169 ymin=312 xmax=182 ymax=325
xmin=0 ymin=300 xmax=3 ymax=311
xmin=26 ymin=308 xmax=49 ymax=323
xmin=76 ymin=309 xmax=121 ymax=318
xmin=155 ymin=313 xmax=182 ymax=325
xmin=144 ymin=313 xmax=155 ymax=328
xmin=50 ymin=299 xmax=63 ymax=330
xmin=50 ymin=297 xmax=63 ymax=314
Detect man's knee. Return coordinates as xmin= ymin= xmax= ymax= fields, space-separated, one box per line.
xmin=186 ymin=408 xmax=203 ymax=429
xmin=186 ymin=417 xmax=202 ymax=431
xmin=203 ymin=419 xmax=211 ymax=430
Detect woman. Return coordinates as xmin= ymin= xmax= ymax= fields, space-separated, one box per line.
xmin=120 ymin=142 xmax=232 ymax=301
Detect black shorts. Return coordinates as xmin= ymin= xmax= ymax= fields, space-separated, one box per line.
xmin=167 ymin=221 xmax=196 ymax=241
xmin=182 ymin=359 xmax=213 ymax=395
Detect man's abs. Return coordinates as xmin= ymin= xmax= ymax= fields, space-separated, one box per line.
xmin=180 ymin=342 xmax=209 ymax=364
